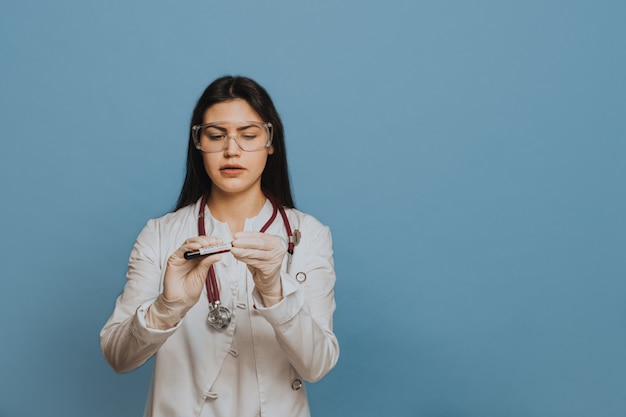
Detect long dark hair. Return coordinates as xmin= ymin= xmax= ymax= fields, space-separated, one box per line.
xmin=175 ymin=76 xmax=294 ymax=211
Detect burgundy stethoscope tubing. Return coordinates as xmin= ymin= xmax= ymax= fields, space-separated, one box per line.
xmin=197 ymin=192 xmax=294 ymax=307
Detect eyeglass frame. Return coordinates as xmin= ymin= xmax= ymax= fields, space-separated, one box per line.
xmin=191 ymin=121 xmax=274 ymax=153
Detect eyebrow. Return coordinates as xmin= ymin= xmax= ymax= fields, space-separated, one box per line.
xmin=204 ymin=123 xmax=261 ymax=132
xmin=236 ymin=124 xmax=261 ymax=131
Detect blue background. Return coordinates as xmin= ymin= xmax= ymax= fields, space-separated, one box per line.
xmin=1 ymin=1 xmax=625 ymax=416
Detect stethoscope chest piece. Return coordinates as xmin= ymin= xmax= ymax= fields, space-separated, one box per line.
xmin=197 ymin=191 xmax=294 ymax=331
xmin=207 ymin=302 xmax=231 ymax=330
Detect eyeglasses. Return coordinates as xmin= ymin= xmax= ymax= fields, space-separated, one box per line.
xmin=191 ymin=121 xmax=273 ymax=153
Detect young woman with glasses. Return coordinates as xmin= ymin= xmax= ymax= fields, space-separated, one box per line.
xmin=101 ymin=76 xmax=339 ymax=417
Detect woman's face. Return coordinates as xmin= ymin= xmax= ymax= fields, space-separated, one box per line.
xmin=201 ymin=99 xmax=274 ymax=198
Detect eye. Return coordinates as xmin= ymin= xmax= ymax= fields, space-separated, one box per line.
xmin=204 ymin=127 xmax=225 ymax=141
xmin=240 ymin=126 xmax=263 ymax=140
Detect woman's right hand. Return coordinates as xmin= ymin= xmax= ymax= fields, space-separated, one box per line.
xmin=162 ymin=236 xmax=224 ymax=308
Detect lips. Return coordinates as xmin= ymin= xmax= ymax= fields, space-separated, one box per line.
xmin=219 ymin=164 xmax=245 ymax=175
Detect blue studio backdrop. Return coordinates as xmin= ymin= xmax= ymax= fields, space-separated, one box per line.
xmin=1 ymin=1 xmax=625 ymax=416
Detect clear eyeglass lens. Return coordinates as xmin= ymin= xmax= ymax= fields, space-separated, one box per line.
xmin=193 ymin=121 xmax=270 ymax=153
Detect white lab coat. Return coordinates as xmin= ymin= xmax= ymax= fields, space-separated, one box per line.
xmin=100 ymin=198 xmax=339 ymax=417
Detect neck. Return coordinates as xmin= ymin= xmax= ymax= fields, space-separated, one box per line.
xmin=207 ymin=188 xmax=267 ymax=234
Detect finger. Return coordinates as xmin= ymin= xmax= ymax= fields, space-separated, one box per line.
xmin=232 ymin=233 xmax=268 ymax=250
xmin=230 ymin=247 xmax=269 ymax=262
xmin=233 ymin=233 xmax=284 ymax=251
xmin=188 ymin=236 xmax=224 ymax=248
xmin=176 ymin=251 xmax=223 ymax=287
xmin=199 ymin=253 xmax=223 ymax=266
xmin=179 ymin=237 xmax=223 ymax=254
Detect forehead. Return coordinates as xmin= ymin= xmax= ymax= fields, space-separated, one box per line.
xmin=202 ymin=99 xmax=262 ymax=123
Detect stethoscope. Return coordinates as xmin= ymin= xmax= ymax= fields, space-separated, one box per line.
xmin=197 ymin=191 xmax=300 ymax=330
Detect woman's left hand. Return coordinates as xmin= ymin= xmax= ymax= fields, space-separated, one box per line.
xmin=231 ymin=231 xmax=286 ymax=301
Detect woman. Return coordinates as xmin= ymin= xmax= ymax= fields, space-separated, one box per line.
xmin=100 ymin=76 xmax=339 ymax=417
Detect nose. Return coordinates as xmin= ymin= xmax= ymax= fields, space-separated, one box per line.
xmin=223 ymin=134 xmax=241 ymax=156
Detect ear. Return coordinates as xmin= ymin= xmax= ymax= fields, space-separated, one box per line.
xmin=268 ymin=145 xmax=275 ymax=155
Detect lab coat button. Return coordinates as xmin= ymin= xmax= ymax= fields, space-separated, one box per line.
xmin=229 ymin=348 xmax=239 ymax=357
xmin=295 ymin=272 xmax=306 ymax=282
xmin=205 ymin=391 xmax=218 ymax=400
xmin=291 ymin=379 xmax=303 ymax=390
xmin=236 ymin=302 xmax=247 ymax=309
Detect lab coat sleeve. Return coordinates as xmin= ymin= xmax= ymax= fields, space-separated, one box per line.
xmin=253 ymin=221 xmax=339 ymax=382
xmin=100 ymin=219 xmax=180 ymax=373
